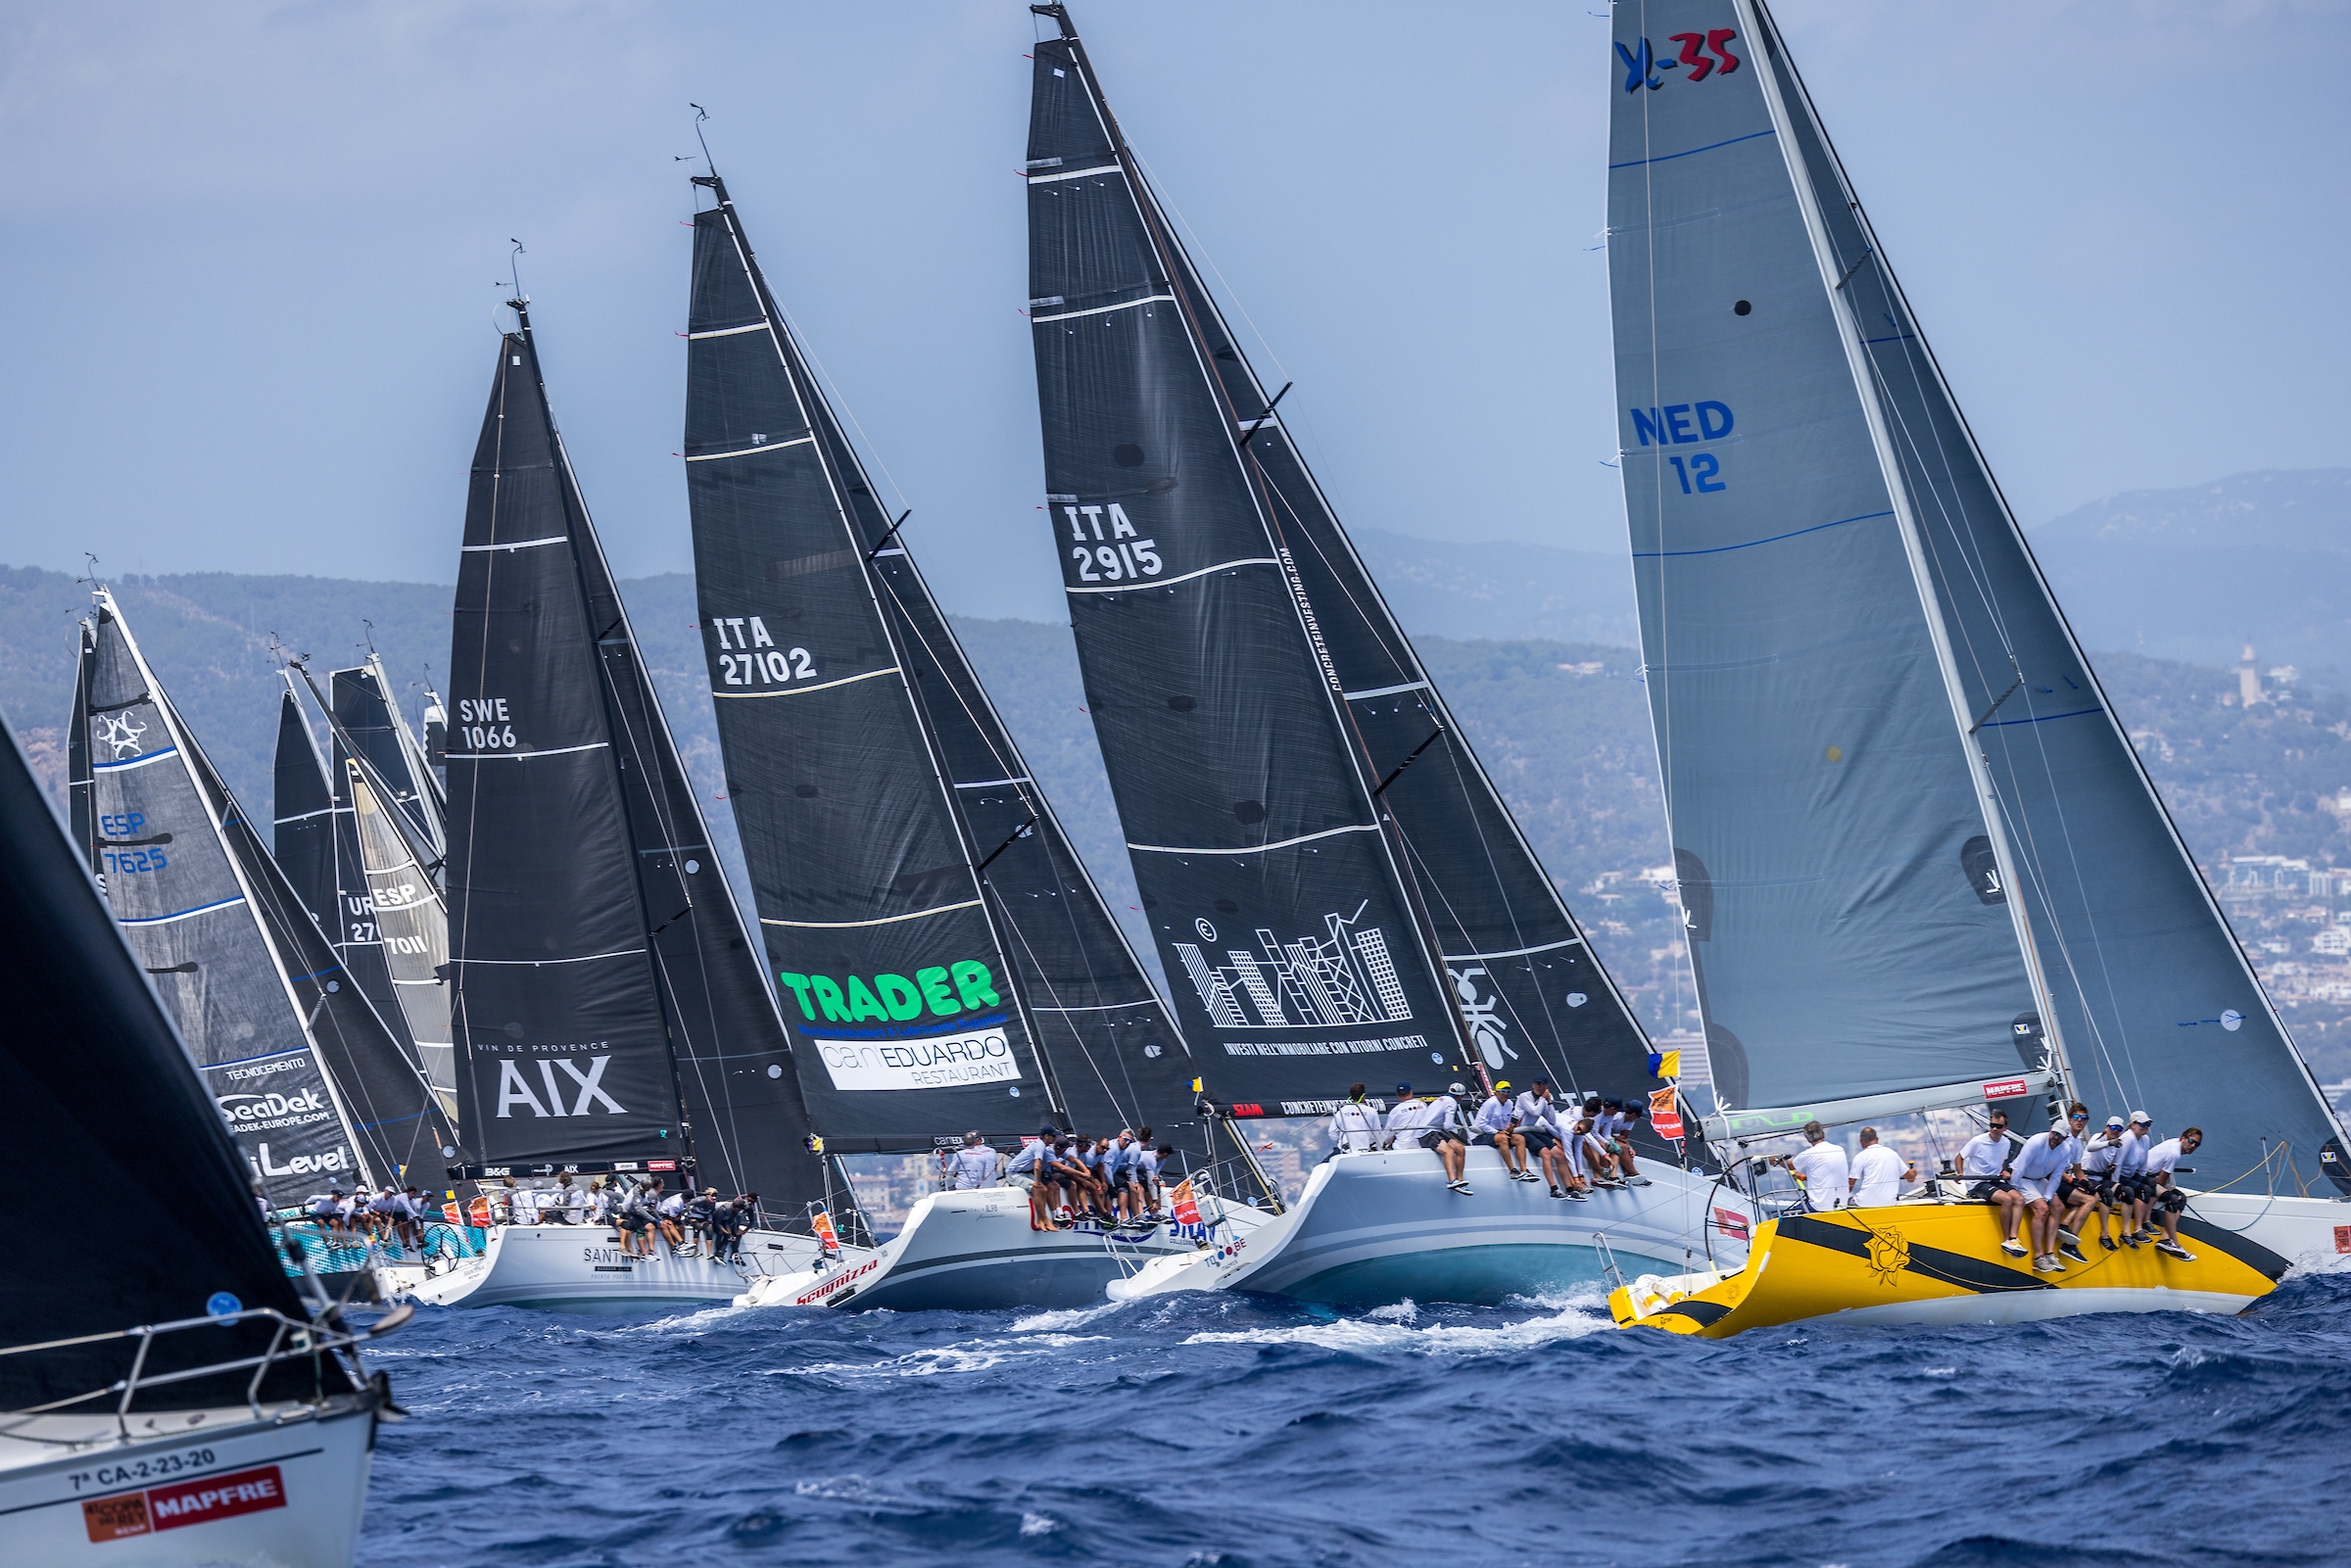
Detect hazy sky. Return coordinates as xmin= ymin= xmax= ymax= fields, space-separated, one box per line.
xmin=3 ymin=2 xmax=2346 ymax=621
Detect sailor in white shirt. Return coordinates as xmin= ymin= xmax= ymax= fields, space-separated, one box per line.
xmin=1473 ymin=1084 xmax=1533 ymax=1180
xmin=1847 ymin=1127 xmax=1912 ymax=1208
xmin=2116 ymin=1112 xmax=2155 ymax=1244
xmin=1328 ymin=1084 xmax=1383 ymax=1156
xmin=1782 ymin=1121 xmax=1848 ymax=1212
xmin=2008 ymin=1121 xmax=2077 ymax=1271
xmin=2072 ymin=1116 xmax=2129 ymax=1253
xmin=1422 ymin=1083 xmax=1473 ymax=1192
xmin=1514 ymin=1082 xmax=1574 ymax=1196
xmin=951 ymin=1130 xmax=1002 ymax=1191
xmin=2139 ymin=1126 xmax=2203 ymax=1259
xmin=1382 ymin=1083 xmax=1432 ymax=1150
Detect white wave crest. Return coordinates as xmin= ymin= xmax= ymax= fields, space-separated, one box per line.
xmin=1007 ymin=1301 xmax=1126 ymax=1333
xmin=767 ymin=1332 xmax=1112 ymax=1380
xmin=1183 ymin=1304 xmax=1608 ymax=1357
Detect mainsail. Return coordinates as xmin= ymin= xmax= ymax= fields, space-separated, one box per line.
xmin=684 ymin=171 xmax=1200 ymax=1154
xmin=349 ymin=764 xmax=456 ymax=1123
xmin=1031 ymin=10 xmax=1660 ymax=1122
xmin=1024 ymin=6 xmax=1663 ymax=1120
xmin=271 ymin=677 xmax=340 ymax=933
xmin=1607 ymin=0 xmax=2347 ymax=1186
xmin=445 ymin=308 xmax=834 ymax=1214
xmin=81 ymin=591 xmax=456 ymax=1203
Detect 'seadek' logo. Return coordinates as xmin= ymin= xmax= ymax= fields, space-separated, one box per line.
xmin=1616 ymin=29 xmax=1741 ymax=93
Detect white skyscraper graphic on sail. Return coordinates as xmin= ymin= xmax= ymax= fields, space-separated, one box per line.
xmin=1176 ymin=905 xmax=1413 ymax=1029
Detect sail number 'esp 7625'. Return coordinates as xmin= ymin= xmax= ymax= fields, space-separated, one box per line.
xmin=1062 ymin=502 xmax=1163 ymax=585
xmin=707 ymin=614 xmax=816 ymax=689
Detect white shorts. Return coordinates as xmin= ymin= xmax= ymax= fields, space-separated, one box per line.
xmin=2013 ymin=1173 xmax=2058 ymax=1204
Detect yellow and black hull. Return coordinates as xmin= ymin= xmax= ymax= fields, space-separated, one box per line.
xmin=1609 ymin=1204 xmax=2288 ymax=1338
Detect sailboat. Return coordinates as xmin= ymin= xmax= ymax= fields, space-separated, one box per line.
xmin=1603 ymin=0 xmax=2347 ymax=1336
xmin=75 ymin=589 xmax=459 ymax=1296
xmin=678 ymin=168 xmax=1258 ymax=1312
xmin=1022 ymin=4 xmax=1747 ymax=1310
xmin=0 ymin=702 xmax=407 ymax=1567
xmin=279 ymin=663 xmax=461 ymax=1125
xmin=409 ymin=302 xmax=870 ymax=1310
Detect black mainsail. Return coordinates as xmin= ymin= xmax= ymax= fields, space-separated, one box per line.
xmin=336 ymin=657 xmax=447 ymax=861
xmin=684 ymin=171 xmax=1201 ymax=1155
xmin=81 ymin=591 xmax=456 ymax=1202
xmin=1024 ymin=6 xmax=1655 ymax=1124
xmin=271 ymin=677 xmax=340 ymax=934
xmin=445 ymin=308 xmax=833 ymax=1213
xmin=3 ymin=702 xmax=336 ymax=1413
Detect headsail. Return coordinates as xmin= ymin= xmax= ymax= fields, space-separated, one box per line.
xmin=82 ymin=591 xmax=453 ymax=1202
xmin=1734 ymin=2 xmax=2347 ymax=1184
xmin=348 ymin=763 xmax=456 ymax=1124
xmin=446 ymin=308 xmax=833 ymax=1215
xmin=685 ymin=171 xmax=1200 ymax=1153
xmin=1025 ymin=7 xmax=1487 ymax=1117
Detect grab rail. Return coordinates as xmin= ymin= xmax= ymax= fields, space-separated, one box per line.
xmin=0 ymin=1303 xmax=410 ymax=1440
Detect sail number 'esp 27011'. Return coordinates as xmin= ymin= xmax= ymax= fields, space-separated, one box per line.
xmin=1062 ymin=502 xmax=1163 ymax=585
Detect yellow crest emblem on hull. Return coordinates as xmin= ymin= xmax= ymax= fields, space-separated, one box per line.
xmin=1863 ymin=1226 xmax=1909 ymax=1286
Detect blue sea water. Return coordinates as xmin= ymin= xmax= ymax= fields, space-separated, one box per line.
xmin=355 ymin=1274 xmax=2351 ymax=1568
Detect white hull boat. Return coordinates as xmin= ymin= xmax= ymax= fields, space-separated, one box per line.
xmin=2178 ymin=1189 xmax=2350 ymax=1279
xmin=0 ymin=1392 xmax=379 ymax=1568
xmin=740 ymin=1185 xmax=1274 ymax=1311
xmin=1108 ymin=1148 xmax=1750 ymax=1307
xmin=403 ymin=1222 xmax=859 ymax=1311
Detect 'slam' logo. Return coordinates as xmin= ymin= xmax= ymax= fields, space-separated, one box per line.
xmin=1616 ymin=29 xmax=1740 ymax=93
xmin=96 ymin=711 xmax=147 ymax=759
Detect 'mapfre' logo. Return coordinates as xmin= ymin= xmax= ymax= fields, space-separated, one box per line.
xmin=1616 ymin=29 xmax=1740 ymax=92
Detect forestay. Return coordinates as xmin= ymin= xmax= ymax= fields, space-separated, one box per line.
xmin=1025 ymin=7 xmax=1476 ymax=1117
xmin=684 ymin=172 xmax=1199 ymax=1153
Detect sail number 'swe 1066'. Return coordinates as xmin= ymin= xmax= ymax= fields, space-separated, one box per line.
xmin=457 ymin=696 xmax=516 ymax=750
xmin=708 ymin=615 xmax=815 ymax=689
xmin=1063 ymin=502 xmax=1163 ymax=584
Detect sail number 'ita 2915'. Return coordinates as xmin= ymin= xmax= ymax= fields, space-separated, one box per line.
xmin=1060 ymin=501 xmax=1163 ymax=586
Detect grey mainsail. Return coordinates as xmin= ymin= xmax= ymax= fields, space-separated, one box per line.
xmin=1607 ymin=0 xmax=2347 ymax=1188
xmin=684 ymin=170 xmax=1202 ymax=1154
xmin=349 ymin=763 xmax=456 ymax=1124
xmin=336 ymin=657 xmax=446 ymax=862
